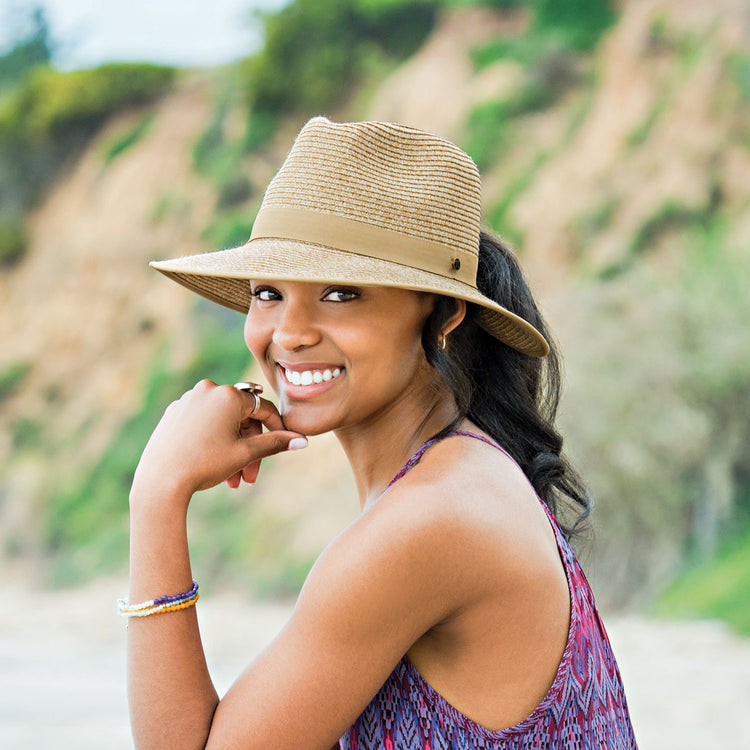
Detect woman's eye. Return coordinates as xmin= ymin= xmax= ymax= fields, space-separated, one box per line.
xmin=252 ymin=287 xmax=280 ymax=302
xmin=323 ymin=288 xmax=359 ymax=303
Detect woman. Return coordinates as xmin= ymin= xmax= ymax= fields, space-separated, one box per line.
xmin=125 ymin=117 xmax=637 ymax=749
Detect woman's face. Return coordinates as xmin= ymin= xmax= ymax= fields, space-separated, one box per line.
xmin=244 ymin=281 xmax=437 ymax=435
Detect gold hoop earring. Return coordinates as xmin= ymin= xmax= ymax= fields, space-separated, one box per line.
xmin=438 ymin=331 xmax=447 ymax=350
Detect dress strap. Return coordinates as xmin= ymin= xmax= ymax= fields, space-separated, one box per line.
xmin=385 ymin=435 xmax=444 ymax=490
xmin=385 ymin=429 xmax=521 ymax=490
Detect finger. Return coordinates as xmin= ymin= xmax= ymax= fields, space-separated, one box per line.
xmin=258 ymin=406 xmax=286 ymax=433
xmin=237 ymin=394 xmax=286 ymax=432
xmin=242 ymin=460 xmax=261 ymax=485
xmin=239 ymin=416 xmax=263 ymax=439
xmin=235 ymin=430 xmax=308 ymax=466
xmin=226 ymin=471 xmax=242 ymax=489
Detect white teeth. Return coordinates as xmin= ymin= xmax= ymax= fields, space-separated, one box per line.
xmin=284 ymin=367 xmax=342 ymax=387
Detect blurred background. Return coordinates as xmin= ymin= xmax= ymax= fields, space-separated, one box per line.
xmin=0 ymin=0 xmax=749 ymax=747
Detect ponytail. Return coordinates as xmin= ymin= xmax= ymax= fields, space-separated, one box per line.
xmin=423 ymin=231 xmax=591 ymax=539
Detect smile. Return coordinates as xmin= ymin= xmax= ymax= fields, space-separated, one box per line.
xmin=283 ymin=367 xmax=342 ymax=387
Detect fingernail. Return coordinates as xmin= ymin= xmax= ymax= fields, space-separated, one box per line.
xmin=288 ymin=437 xmax=308 ymax=451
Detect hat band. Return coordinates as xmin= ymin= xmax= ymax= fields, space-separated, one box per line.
xmin=249 ymin=207 xmax=478 ymax=286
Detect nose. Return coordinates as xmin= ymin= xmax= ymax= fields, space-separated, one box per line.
xmin=272 ymin=296 xmax=321 ymax=351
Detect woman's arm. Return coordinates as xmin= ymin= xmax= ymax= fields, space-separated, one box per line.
xmin=127 ymin=380 xmax=307 ymax=749
xmin=127 ymin=492 xmax=217 ymax=748
xmin=127 ymin=380 xmax=476 ymax=750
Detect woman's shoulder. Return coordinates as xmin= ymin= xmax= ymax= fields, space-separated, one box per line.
xmin=367 ymin=430 xmax=564 ymax=591
xmin=378 ymin=430 xmax=543 ymax=532
xmin=322 ymin=433 xmax=547 ymax=597
xmin=295 ymin=435 xmax=509 ymax=622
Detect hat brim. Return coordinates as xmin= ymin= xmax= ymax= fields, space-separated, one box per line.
xmin=150 ymin=238 xmax=549 ymax=357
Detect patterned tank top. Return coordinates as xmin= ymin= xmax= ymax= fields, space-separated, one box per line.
xmin=340 ymin=430 xmax=638 ymax=750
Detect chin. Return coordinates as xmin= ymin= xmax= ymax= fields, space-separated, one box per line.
xmin=279 ymin=407 xmax=340 ymax=437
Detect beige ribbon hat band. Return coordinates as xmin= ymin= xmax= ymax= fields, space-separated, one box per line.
xmin=250 ymin=206 xmax=478 ymax=285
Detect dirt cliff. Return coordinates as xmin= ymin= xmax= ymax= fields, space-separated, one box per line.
xmin=1 ymin=0 xmax=748 ymax=604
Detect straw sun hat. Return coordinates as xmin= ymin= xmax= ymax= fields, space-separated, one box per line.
xmin=150 ymin=117 xmax=549 ymax=357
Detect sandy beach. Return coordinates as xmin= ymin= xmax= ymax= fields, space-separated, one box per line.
xmin=1 ymin=578 xmax=749 ymax=749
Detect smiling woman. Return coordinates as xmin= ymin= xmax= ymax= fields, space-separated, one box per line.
xmin=133 ymin=117 xmax=638 ymax=749
xmin=244 ymin=282 xmax=442 ymax=439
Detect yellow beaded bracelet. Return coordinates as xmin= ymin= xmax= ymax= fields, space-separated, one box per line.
xmin=117 ymin=580 xmax=199 ymax=617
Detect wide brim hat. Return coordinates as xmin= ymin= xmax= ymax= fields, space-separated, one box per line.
xmin=150 ymin=117 xmax=549 ymax=357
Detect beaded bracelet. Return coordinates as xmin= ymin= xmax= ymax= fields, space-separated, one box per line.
xmin=118 ymin=580 xmax=199 ymax=617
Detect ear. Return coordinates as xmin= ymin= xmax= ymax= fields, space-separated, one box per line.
xmin=441 ymin=299 xmax=466 ymax=337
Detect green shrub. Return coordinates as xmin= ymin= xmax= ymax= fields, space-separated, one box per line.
xmin=0 ymin=213 xmax=26 ymax=266
xmin=464 ymin=100 xmax=511 ymax=169
xmin=603 ymin=207 xmax=703 ymax=277
xmin=102 ymin=113 xmax=154 ymax=164
xmin=471 ymin=0 xmax=617 ymax=71
xmin=571 ymin=196 xmax=619 ymax=257
xmin=12 ymin=417 xmax=42 ymax=450
xmin=563 ymin=218 xmax=750 ymax=605
xmin=627 ymin=98 xmax=667 ymax=147
xmin=244 ymin=110 xmax=280 ymax=153
xmin=245 ymin=0 xmax=439 ymax=118
xmin=727 ymin=52 xmax=750 ymax=103
xmin=0 ymin=6 xmax=53 ymax=90
xmin=192 ymin=106 xmax=226 ymax=174
xmin=533 ymin=0 xmax=617 ymax=51
xmin=0 ymin=63 xmax=175 ymax=215
xmin=441 ymin=0 xmax=523 ymax=8
xmin=253 ymin=553 xmax=318 ymax=598
xmin=202 ymin=209 xmax=257 ymax=250
xmin=465 ymin=50 xmax=578 ymax=168
xmin=483 ymin=0 xmax=524 ymax=7
xmin=471 ymin=38 xmax=531 ymax=70
xmin=0 ymin=360 xmax=32 ymax=400
xmin=150 ymin=191 xmax=191 ymax=224
xmin=2 ymin=63 xmax=175 ymax=141
xmin=192 ymin=108 xmax=249 ymax=190
xmin=216 ymin=173 xmax=252 ymax=209
xmin=485 ymin=150 xmax=548 ymax=244
xmin=629 ymin=187 xmax=721 ymax=258
xmin=655 ymin=521 xmax=750 ymax=635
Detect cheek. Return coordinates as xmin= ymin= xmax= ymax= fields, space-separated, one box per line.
xmin=244 ymin=313 xmax=269 ymax=365
xmin=361 ymin=323 xmax=428 ymax=388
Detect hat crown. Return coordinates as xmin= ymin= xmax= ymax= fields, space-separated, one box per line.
xmin=259 ymin=117 xmax=482 ymax=263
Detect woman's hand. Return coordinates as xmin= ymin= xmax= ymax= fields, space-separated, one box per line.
xmin=130 ymin=379 xmax=307 ymax=507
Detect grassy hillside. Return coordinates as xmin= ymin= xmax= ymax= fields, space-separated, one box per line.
xmin=0 ymin=0 xmax=747 ymax=621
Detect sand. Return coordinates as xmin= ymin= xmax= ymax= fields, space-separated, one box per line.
xmin=1 ymin=578 xmax=749 ymax=749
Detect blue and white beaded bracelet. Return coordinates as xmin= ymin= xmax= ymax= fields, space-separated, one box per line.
xmin=118 ymin=580 xmax=199 ymax=617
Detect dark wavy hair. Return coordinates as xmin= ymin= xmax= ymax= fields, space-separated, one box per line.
xmin=422 ymin=230 xmax=591 ymax=540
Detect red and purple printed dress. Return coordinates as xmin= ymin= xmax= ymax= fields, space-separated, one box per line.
xmin=340 ymin=431 xmax=638 ymax=750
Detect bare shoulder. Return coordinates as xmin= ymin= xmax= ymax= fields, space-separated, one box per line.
xmin=381 ymin=431 xmax=550 ymax=539
xmin=291 ymin=429 xmax=559 ymax=653
xmin=296 ymin=461 xmax=478 ymax=629
xmin=363 ymin=432 xmax=563 ymax=592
